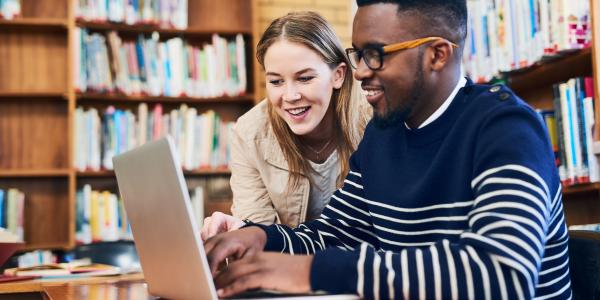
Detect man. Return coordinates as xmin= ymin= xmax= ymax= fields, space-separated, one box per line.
xmin=206 ymin=0 xmax=572 ymax=299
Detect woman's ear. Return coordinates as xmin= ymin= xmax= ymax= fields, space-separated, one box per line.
xmin=332 ymin=62 xmax=347 ymax=89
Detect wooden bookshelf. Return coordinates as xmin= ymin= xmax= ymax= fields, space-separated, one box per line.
xmin=490 ymin=1 xmax=600 ymax=226
xmin=0 ymin=0 xmax=258 ymax=250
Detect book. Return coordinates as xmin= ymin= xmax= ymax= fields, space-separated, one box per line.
xmin=4 ymin=261 xmax=121 ymax=278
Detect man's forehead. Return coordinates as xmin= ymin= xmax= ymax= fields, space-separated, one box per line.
xmin=352 ymin=4 xmax=415 ymax=46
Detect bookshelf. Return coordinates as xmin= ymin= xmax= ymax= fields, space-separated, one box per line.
xmin=479 ymin=1 xmax=600 ymax=226
xmin=0 ymin=0 xmax=259 ymax=250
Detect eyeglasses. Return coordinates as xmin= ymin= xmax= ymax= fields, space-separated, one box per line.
xmin=345 ymin=37 xmax=458 ymax=71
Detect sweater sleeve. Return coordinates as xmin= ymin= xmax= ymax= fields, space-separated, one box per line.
xmin=255 ymin=102 xmax=563 ymax=299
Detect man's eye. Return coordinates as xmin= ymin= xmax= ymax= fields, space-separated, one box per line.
xmin=298 ymin=76 xmax=314 ymax=82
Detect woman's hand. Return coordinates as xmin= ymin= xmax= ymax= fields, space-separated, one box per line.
xmin=201 ymin=212 xmax=246 ymax=241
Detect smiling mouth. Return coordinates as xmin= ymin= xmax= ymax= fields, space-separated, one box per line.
xmin=285 ymin=106 xmax=310 ymax=116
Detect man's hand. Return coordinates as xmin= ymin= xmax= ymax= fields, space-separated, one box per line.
xmin=204 ymin=226 xmax=267 ymax=276
xmin=214 ymin=252 xmax=313 ymax=298
xmin=201 ymin=212 xmax=245 ymax=241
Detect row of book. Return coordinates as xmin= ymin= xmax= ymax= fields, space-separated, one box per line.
xmin=0 ymin=0 xmax=19 ymax=19
xmin=73 ymin=29 xmax=247 ymax=98
xmin=17 ymin=250 xmax=56 ymax=268
xmin=74 ymin=103 xmax=234 ymax=171
xmin=75 ymin=184 xmax=205 ymax=244
xmin=75 ymin=185 xmax=132 ymax=244
xmin=0 ymin=189 xmax=25 ymax=242
xmin=539 ymin=77 xmax=599 ymax=186
xmin=464 ymin=0 xmax=592 ymax=82
xmin=75 ymin=0 xmax=187 ymax=29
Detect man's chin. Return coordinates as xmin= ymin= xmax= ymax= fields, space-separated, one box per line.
xmin=372 ymin=111 xmax=405 ymax=129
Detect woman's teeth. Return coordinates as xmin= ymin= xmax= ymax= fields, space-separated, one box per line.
xmin=288 ymin=107 xmax=309 ymax=116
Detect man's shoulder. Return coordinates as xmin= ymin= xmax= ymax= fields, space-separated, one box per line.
xmin=466 ymin=82 xmax=538 ymax=120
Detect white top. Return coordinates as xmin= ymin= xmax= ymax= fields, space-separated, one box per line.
xmin=307 ymin=151 xmax=340 ymax=221
xmin=408 ymin=76 xmax=468 ymax=129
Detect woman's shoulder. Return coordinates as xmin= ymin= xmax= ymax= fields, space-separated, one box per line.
xmin=233 ymin=99 xmax=271 ymax=141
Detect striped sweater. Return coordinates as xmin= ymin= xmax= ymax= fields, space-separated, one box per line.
xmin=254 ymin=80 xmax=572 ymax=299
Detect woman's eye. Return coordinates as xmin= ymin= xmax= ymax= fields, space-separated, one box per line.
xmin=269 ymin=79 xmax=283 ymax=85
xmin=298 ymin=76 xmax=314 ymax=82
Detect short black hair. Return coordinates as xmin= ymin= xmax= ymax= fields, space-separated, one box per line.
xmin=356 ymin=0 xmax=468 ymax=47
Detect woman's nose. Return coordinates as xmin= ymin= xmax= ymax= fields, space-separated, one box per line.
xmin=282 ymin=85 xmax=301 ymax=102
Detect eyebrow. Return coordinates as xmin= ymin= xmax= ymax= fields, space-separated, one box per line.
xmin=265 ymin=68 xmax=317 ymax=77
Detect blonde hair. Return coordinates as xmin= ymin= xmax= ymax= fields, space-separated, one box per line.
xmin=256 ymin=11 xmax=362 ymax=190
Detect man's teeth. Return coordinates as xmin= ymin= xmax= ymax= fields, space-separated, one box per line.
xmin=362 ymin=89 xmax=383 ymax=97
xmin=288 ymin=107 xmax=309 ymax=115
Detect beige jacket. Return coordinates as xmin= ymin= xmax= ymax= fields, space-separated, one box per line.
xmin=230 ymin=99 xmax=372 ymax=227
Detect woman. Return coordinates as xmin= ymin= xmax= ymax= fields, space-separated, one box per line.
xmin=201 ymin=11 xmax=371 ymax=240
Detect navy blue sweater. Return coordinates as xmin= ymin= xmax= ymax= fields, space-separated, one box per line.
xmin=256 ymin=80 xmax=571 ymax=299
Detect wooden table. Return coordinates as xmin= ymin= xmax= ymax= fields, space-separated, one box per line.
xmin=0 ymin=273 xmax=155 ymax=299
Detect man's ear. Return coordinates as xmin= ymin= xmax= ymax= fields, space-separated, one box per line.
xmin=332 ymin=62 xmax=347 ymax=89
xmin=428 ymin=41 xmax=455 ymax=71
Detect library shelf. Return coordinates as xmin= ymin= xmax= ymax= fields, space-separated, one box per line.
xmin=76 ymin=92 xmax=255 ymax=104
xmin=77 ymin=168 xmax=231 ymax=178
xmin=0 ymin=92 xmax=67 ymax=100
xmin=0 ymin=169 xmax=70 ymax=178
xmin=563 ymin=182 xmax=600 ymax=196
xmin=0 ymin=18 xmax=68 ymax=30
xmin=76 ymin=20 xmax=252 ymax=37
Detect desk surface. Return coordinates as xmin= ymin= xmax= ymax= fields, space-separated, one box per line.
xmin=0 ymin=273 xmax=153 ymax=300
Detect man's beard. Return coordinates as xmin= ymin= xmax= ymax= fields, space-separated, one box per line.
xmin=373 ymin=52 xmax=425 ymax=129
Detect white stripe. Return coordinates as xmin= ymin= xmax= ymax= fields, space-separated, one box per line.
xmin=357 ymin=243 xmax=367 ymax=297
xmin=378 ymin=236 xmax=436 ymax=247
xmin=443 ymin=240 xmax=458 ymax=300
xmin=325 ymin=205 xmax=371 ymax=227
xmin=493 ymin=255 xmax=535 ymax=297
xmin=469 ymin=202 xmax=545 ymax=226
xmin=536 ymin=268 xmax=570 ymax=288
xmin=478 ymin=177 xmax=548 ymax=205
xmin=340 ymin=188 xmax=474 ymax=212
xmin=371 ymin=212 xmax=468 ymax=224
xmin=276 ymin=226 xmax=294 ymax=255
xmin=545 ymin=229 xmax=568 ymax=248
xmin=401 ymin=250 xmax=409 ymax=299
xmin=462 ymin=232 xmax=537 ymax=275
xmin=296 ymin=231 xmax=310 ymax=253
xmin=534 ymin=280 xmax=571 ymax=300
xmin=349 ymin=170 xmax=362 ymax=178
xmin=460 ymin=250 xmax=474 ymax=300
xmin=317 ymin=219 xmax=366 ymax=246
xmin=490 ymin=233 xmax=541 ymax=265
xmin=335 ymin=218 xmax=378 ymax=239
xmin=319 ymin=231 xmax=353 ymax=250
xmin=373 ymin=253 xmax=381 ymax=300
xmin=373 ymin=223 xmax=464 ymax=236
xmin=466 ymin=246 xmax=491 ymax=300
xmin=297 ymin=232 xmax=316 ymax=253
xmin=344 ymin=179 xmax=364 ymax=189
xmin=478 ymin=219 xmax=543 ymax=251
xmin=512 ymin=270 xmax=525 ymax=300
xmin=385 ymin=251 xmax=395 ymax=299
xmin=471 ymin=164 xmax=550 ymax=198
xmin=541 ymin=245 xmax=568 ymax=263
xmin=539 ymin=256 xmax=569 ymax=276
xmin=545 ymin=213 xmax=565 ymax=241
xmin=430 ymin=245 xmax=442 ymax=300
xmin=492 ymin=257 xmax=508 ymax=300
xmin=331 ymin=194 xmax=370 ymax=216
xmin=416 ymin=249 xmax=425 ymax=300
xmin=299 ymin=224 xmax=325 ymax=250
xmin=470 ymin=212 xmax=545 ymax=243
xmin=474 ymin=189 xmax=547 ymax=216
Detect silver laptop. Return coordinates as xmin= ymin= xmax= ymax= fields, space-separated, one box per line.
xmin=113 ymin=137 xmax=358 ymax=300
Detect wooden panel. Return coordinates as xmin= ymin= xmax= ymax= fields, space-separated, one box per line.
xmin=0 ymin=29 xmax=67 ymax=93
xmin=20 ymin=0 xmax=67 ymax=19
xmin=563 ymin=193 xmax=600 ymax=225
xmin=188 ymin=0 xmax=252 ymax=32
xmin=0 ymin=178 xmax=69 ymax=248
xmin=0 ymin=99 xmax=69 ymax=170
xmin=205 ymin=200 xmax=232 ymax=217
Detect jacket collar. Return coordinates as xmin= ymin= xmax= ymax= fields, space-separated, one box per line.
xmin=261 ymin=124 xmax=291 ymax=171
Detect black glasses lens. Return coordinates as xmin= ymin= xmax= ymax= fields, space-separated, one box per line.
xmin=363 ymin=48 xmax=381 ymax=70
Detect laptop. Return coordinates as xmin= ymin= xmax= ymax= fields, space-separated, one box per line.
xmin=113 ymin=137 xmax=358 ymax=300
